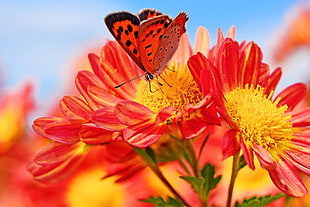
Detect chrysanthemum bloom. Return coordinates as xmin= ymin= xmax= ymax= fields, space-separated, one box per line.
xmin=188 ymin=37 xmax=310 ymax=197
xmin=0 ymin=83 xmax=34 ymax=153
xmin=90 ymin=31 xmax=220 ymax=148
xmin=29 ymin=27 xmax=220 ymax=184
xmin=273 ymin=5 xmax=310 ymax=63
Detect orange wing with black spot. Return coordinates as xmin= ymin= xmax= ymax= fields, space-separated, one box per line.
xmin=104 ymin=11 xmax=144 ymax=70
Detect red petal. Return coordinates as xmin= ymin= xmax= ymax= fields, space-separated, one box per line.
xmin=88 ymin=53 xmax=100 ymax=76
xmin=268 ymin=160 xmax=307 ymax=197
xmin=187 ymin=52 xmax=204 ymax=87
xmin=33 ymin=117 xmax=63 ymax=137
xmin=179 ymin=100 xmax=220 ymax=139
xmin=123 ymin=122 xmax=166 ymax=147
xmin=115 ymin=100 xmax=154 ymax=125
xmin=87 ymin=85 xmax=122 ymax=107
xmin=222 ymin=129 xmax=240 ymax=160
xmin=155 ymin=106 xmax=176 ymax=124
xmin=262 ymin=67 xmax=282 ymax=96
xmin=239 ymin=41 xmax=263 ymax=87
xmin=252 ymin=144 xmax=276 ymax=170
xmin=275 ymin=83 xmax=306 ymax=111
xmin=60 ymin=95 xmax=93 ymax=120
xmin=80 ymin=124 xmax=114 ymax=144
xmin=285 ymin=148 xmax=310 ymax=175
xmin=217 ymin=39 xmax=239 ymax=90
xmin=28 ymin=142 xmax=86 ymax=184
xmin=75 ymin=70 xmax=106 ymax=110
xmin=291 ymin=107 xmax=310 ymax=127
xmin=92 ymin=107 xmax=126 ymax=131
xmin=240 ymin=138 xmax=255 ymax=169
xmin=44 ymin=121 xmax=82 ymax=144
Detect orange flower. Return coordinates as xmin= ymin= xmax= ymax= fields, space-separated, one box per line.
xmin=0 ymin=83 xmax=34 ymax=153
xmin=29 ymin=27 xmax=220 ymax=183
xmin=273 ymin=5 xmax=310 ymax=62
xmin=188 ymin=37 xmax=310 ymax=197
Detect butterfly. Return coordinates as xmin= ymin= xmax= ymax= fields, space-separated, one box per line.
xmin=104 ymin=8 xmax=188 ymax=90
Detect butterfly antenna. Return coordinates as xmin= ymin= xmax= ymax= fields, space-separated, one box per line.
xmin=114 ymin=74 xmax=145 ymax=88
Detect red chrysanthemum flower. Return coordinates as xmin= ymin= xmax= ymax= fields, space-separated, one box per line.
xmin=29 ymin=27 xmax=221 ymax=183
xmin=188 ymin=37 xmax=310 ymax=197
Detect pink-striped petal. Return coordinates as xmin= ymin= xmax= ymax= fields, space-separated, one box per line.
xmin=79 ymin=124 xmax=114 ymax=144
xmin=291 ymin=107 xmax=310 ymax=127
xmin=268 ymin=160 xmax=307 ymax=197
xmin=115 ymin=100 xmax=155 ymax=126
xmin=240 ymin=138 xmax=255 ymax=169
xmin=75 ymin=70 xmax=106 ymax=110
xmin=44 ymin=121 xmax=82 ymax=144
xmin=123 ymin=122 xmax=166 ymax=148
xmin=33 ymin=117 xmax=63 ymax=137
xmin=252 ymin=144 xmax=276 ymax=170
xmin=87 ymin=85 xmax=123 ymax=107
xmin=28 ymin=142 xmax=86 ymax=184
xmin=92 ymin=107 xmax=126 ymax=131
xmin=60 ymin=95 xmax=93 ymax=120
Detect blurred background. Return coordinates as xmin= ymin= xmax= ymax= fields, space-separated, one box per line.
xmin=1 ymin=0 xmax=310 ymax=206
xmin=1 ymin=0 xmax=308 ymax=112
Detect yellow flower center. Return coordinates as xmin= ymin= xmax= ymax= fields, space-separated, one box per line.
xmin=135 ymin=62 xmax=202 ymax=113
xmin=224 ymin=84 xmax=294 ymax=158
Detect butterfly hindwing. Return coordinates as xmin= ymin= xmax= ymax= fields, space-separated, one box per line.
xmin=138 ymin=15 xmax=172 ymax=73
xmin=138 ymin=8 xmax=163 ymax=21
xmin=153 ymin=12 xmax=188 ymax=71
xmin=104 ymin=11 xmax=144 ymax=69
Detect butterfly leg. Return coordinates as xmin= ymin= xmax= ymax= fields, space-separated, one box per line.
xmin=158 ymin=74 xmax=172 ymax=87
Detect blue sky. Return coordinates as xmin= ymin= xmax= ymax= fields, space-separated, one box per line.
xmin=0 ymin=0 xmax=300 ymax=104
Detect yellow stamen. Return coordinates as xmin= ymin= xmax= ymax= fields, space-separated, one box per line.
xmin=224 ymin=84 xmax=294 ymax=158
xmin=135 ymin=62 xmax=202 ymax=113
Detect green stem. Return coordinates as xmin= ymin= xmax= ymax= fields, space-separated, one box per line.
xmin=135 ymin=147 xmax=190 ymax=206
xmin=151 ymin=166 xmax=190 ymax=206
xmin=226 ymin=151 xmax=240 ymax=207
xmin=178 ymin=159 xmax=192 ymax=176
xmin=184 ymin=139 xmax=200 ymax=177
xmin=183 ymin=139 xmax=210 ymax=207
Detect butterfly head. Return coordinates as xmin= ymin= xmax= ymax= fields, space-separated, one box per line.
xmin=144 ymin=72 xmax=155 ymax=82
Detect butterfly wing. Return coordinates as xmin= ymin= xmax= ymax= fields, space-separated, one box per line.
xmin=153 ymin=12 xmax=188 ymax=73
xmin=104 ymin=11 xmax=144 ymax=69
xmin=138 ymin=8 xmax=163 ymax=21
xmin=138 ymin=15 xmax=172 ymax=74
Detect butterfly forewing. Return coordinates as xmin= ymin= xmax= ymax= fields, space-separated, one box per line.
xmin=153 ymin=12 xmax=188 ymax=71
xmin=104 ymin=11 xmax=144 ymax=69
xmin=138 ymin=15 xmax=172 ymax=73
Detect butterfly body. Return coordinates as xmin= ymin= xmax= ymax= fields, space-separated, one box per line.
xmin=104 ymin=9 xmax=188 ymax=87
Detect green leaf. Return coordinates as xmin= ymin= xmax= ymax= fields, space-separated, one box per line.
xmin=180 ymin=163 xmax=221 ymax=201
xmin=201 ymin=163 xmax=222 ymax=193
xmin=180 ymin=176 xmax=204 ymax=194
xmin=234 ymin=193 xmax=285 ymax=207
xmin=141 ymin=196 xmax=183 ymax=207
